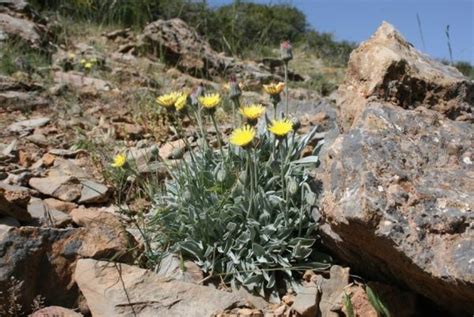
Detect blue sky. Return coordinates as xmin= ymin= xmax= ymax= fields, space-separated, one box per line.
xmin=207 ymin=0 xmax=474 ymax=63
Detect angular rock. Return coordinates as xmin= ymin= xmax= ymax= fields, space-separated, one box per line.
xmin=43 ymin=198 xmax=77 ymax=213
xmin=7 ymin=117 xmax=50 ymax=133
xmin=139 ymin=18 xmax=282 ymax=83
xmin=75 ymin=259 xmax=246 ymax=317
xmin=53 ymin=71 xmax=112 ymax=92
xmin=48 ymin=157 xmax=90 ymax=179
xmin=69 ymin=206 xmax=122 ymax=229
xmin=0 ymin=91 xmax=48 ymax=110
xmin=159 ymin=139 xmax=186 ymax=160
xmin=0 ymin=13 xmax=41 ymax=47
xmin=292 ymin=285 xmax=319 ymax=317
xmin=0 ymin=226 xmax=137 ymax=313
xmin=30 ymin=306 xmax=83 ymax=317
xmin=27 ymin=198 xmax=72 ymax=227
xmin=156 ymin=253 xmax=204 ymax=284
xmin=337 ymin=22 xmax=473 ymax=131
xmin=320 ymin=103 xmax=474 ymax=314
xmin=0 ymin=182 xmax=31 ymax=221
xmin=318 ymin=265 xmax=350 ymax=317
xmin=29 ymin=176 xmax=82 ymax=202
xmin=78 ymin=179 xmax=109 ymax=204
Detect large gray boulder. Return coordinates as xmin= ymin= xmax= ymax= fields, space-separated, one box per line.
xmin=319 ymin=22 xmax=473 ymax=315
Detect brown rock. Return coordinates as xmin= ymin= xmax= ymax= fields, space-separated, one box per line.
xmin=337 ymin=22 xmax=473 ymax=131
xmin=42 ymin=153 xmax=56 ymax=167
xmin=69 ymin=206 xmax=122 ymax=229
xmin=43 ymin=198 xmax=77 ymax=213
xmin=53 ymin=71 xmax=112 ymax=92
xmin=292 ymin=285 xmax=319 ymax=317
xmin=0 ymin=183 xmax=31 ymax=221
xmin=345 ymin=285 xmax=378 ymax=317
xmin=0 ymin=226 xmax=137 ymax=313
xmin=29 ymin=176 xmax=82 ymax=202
xmin=0 ymin=91 xmax=49 ymax=111
xmin=75 ymin=259 xmax=246 ymax=317
xmin=30 ymin=306 xmax=83 ymax=317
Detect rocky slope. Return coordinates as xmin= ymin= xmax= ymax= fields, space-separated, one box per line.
xmin=1 ymin=1 xmax=473 ymax=316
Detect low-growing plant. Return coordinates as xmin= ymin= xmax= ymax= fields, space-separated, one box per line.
xmin=143 ymin=83 xmax=330 ymax=296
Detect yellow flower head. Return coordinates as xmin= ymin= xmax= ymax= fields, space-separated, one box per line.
xmin=84 ymin=62 xmax=93 ymax=69
xmin=239 ymin=104 xmax=265 ymax=120
xmin=67 ymin=53 xmax=76 ymax=59
xmin=229 ymin=125 xmax=256 ymax=148
xmin=156 ymin=91 xmax=181 ymax=108
xmin=175 ymin=94 xmax=188 ymax=111
xmin=80 ymin=58 xmax=86 ymax=64
xmin=268 ymin=118 xmax=293 ymax=138
xmin=90 ymin=57 xmax=98 ymax=63
xmin=111 ymin=153 xmax=127 ymax=168
xmin=263 ymin=82 xmax=285 ymax=95
xmin=198 ymin=93 xmax=221 ymax=109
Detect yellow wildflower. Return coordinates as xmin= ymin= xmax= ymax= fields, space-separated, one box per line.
xmin=156 ymin=92 xmax=181 ymax=108
xmin=229 ymin=125 xmax=256 ymax=148
xmin=80 ymin=58 xmax=86 ymax=64
xmin=268 ymin=118 xmax=293 ymax=138
xmin=84 ymin=62 xmax=93 ymax=69
xmin=90 ymin=57 xmax=98 ymax=63
xmin=198 ymin=93 xmax=221 ymax=109
xmin=175 ymin=94 xmax=188 ymax=111
xmin=263 ymin=82 xmax=285 ymax=95
xmin=111 ymin=153 xmax=127 ymax=168
xmin=239 ymin=104 xmax=265 ymax=120
xmin=67 ymin=53 xmax=76 ymax=59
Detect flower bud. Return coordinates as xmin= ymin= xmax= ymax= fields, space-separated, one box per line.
xmin=229 ymin=75 xmax=241 ymax=101
xmin=280 ymin=40 xmax=293 ymax=62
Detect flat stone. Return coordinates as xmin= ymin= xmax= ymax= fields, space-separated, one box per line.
xmin=30 ymin=306 xmax=83 ymax=317
xmin=27 ymin=199 xmax=72 ymax=227
xmin=292 ymin=285 xmax=319 ymax=317
xmin=0 ymin=91 xmax=48 ymax=110
xmin=75 ymin=259 xmax=246 ymax=317
xmin=54 ymin=71 xmax=112 ymax=92
xmin=156 ymin=253 xmax=203 ymax=284
xmin=318 ymin=266 xmax=350 ymax=317
xmin=7 ymin=117 xmax=50 ymax=133
xmin=78 ymin=179 xmax=109 ymax=204
xmin=29 ymin=176 xmax=82 ymax=202
xmin=43 ymin=198 xmax=77 ymax=213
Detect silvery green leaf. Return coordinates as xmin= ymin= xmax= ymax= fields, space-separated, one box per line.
xmin=292 ymin=155 xmax=319 ymax=165
xmin=306 ymin=190 xmax=316 ymax=205
xmin=288 ymin=177 xmax=298 ymax=195
xmin=226 ymin=222 xmax=237 ymax=232
xmin=216 ymin=167 xmax=227 ymax=182
xmin=252 ymin=243 xmax=266 ymax=257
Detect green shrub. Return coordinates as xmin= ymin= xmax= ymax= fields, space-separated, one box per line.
xmin=0 ymin=40 xmax=50 ymax=76
xmin=146 ymin=91 xmax=330 ymax=296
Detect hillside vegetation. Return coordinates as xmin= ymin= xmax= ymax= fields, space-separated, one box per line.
xmin=30 ymin=0 xmax=356 ymax=66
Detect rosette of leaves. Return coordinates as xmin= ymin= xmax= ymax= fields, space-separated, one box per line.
xmin=150 ymin=125 xmax=330 ymax=297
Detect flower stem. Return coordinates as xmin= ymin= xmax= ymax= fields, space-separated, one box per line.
xmin=211 ymin=113 xmax=225 ymax=160
xmin=284 ymin=61 xmax=289 ymax=116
